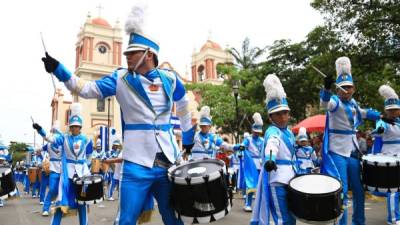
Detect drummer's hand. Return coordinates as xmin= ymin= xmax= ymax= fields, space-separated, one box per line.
xmin=376 ymin=126 xmax=385 ymax=134
xmin=183 ymin=144 xmax=194 ymax=154
xmin=239 ymin=145 xmax=245 ymax=151
xmin=264 ymin=160 xmax=277 ymax=172
xmin=32 ymin=123 xmax=42 ymax=131
xmin=41 ymin=52 xmax=59 ymax=73
xmin=324 ymin=76 xmax=335 ymax=90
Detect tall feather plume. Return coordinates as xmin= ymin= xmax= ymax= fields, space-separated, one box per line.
xmin=263 ymin=74 xmax=286 ymax=103
xmin=199 ymin=106 xmax=211 ymax=119
xmin=125 ymin=2 xmax=148 ymax=35
xmin=379 ymin=84 xmax=398 ymax=100
xmin=298 ymin=127 xmax=307 ymax=137
xmin=335 ymin=56 xmax=351 ymax=76
xmin=252 ymin=112 xmax=263 ymax=126
xmin=70 ymin=103 xmax=82 ymax=117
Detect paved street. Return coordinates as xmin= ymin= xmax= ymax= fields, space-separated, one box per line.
xmin=0 ymin=184 xmax=389 ymax=225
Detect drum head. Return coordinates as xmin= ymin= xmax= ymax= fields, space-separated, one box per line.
xmin=74 ymin=175 xmax=103 ymax=185
xmin=362 ymin=154 xmax=400 ymax=166
xmin=169 ymin=159 xmax=225 ymax=185
xmin=289 ymin=174 xmax=341 ymax=194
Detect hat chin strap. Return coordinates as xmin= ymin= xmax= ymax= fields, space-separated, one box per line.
xmin=131 ymin=48 xmax=150 ymax=73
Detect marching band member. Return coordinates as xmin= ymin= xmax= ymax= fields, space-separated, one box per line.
xmin=41 ymin=121 xmax=63 ymax=216
xmin=104 ymin=139 xmax=123 ymax=201
xmin=251 ymin=74 xmax=297 ymax=225
xmin=373 ymin=85 xmax=400 ymax=225
xmin=31 ymin=149 xmax=43 ymax=198
xmin=39 ymin=146 xmax=50 ymax=205
xmin=319 ymin=56 xmax=388 ymax=225
xmin=295 ymin=127 xmax=318 ymax=174
xmin=190 ymin=106 xmax=233 ymax=159
xmin=33 ymin=103 xmax=93 ymax=225
xmin=40 ymin=4 xmax=195 ymax=224
xmin=237 ymin=113 xmax=264 ymax=212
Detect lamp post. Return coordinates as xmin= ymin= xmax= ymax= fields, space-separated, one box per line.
xmin=232 ymin=80 xmax=239 ymax=144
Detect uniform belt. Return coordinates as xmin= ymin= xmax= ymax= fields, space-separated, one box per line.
xmin=66 ymin=159 xmax=86 ymax=164
xmin=383 ymin=140 xmax=400 ymax=144
xmin=329 ymin=129 xmax=356 ymax=135
xmin=275 ymin=159 xmax=293 ymax=165
xmin=124 ymin=124 xmax=171 ymax=131
xmin=50 ymin=158 xmax=61 ymax=162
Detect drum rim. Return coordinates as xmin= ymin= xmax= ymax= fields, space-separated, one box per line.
xmin=177 ymin=201 xmax=231 ymax=224
xmin=362 ymin=154 xmax=400 ymax=166
xmin=288 ymin=174 xmax=343 ymax=196
xmin=168 ymin=158 xmax=226 ymax=185
xmin=73 ymin=175 xmax=103 ymax=185
xmin=77 ymin=197 xmax=103 ymax=205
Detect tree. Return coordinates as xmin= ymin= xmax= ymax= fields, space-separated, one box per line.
xmin=228 ymin=37 xmax=266 ymax=69
xmin=311 ymin=0 xmax=400 ymax=63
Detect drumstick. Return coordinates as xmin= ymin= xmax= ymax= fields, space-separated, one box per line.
xmin=40 ymin=32 xmax=57 ymax=95
xmin=311 ymin=65 xmax=348 ymax=94
xmin=30 ymin=116 xmax=35 ymax=124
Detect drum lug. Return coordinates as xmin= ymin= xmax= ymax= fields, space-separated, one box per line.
xmin=185 ymin=176 xmax=191 ymax=185
xmin=203 ymin=174 xmax=209 ymax=183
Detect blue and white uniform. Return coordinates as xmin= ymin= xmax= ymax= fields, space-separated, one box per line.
xmin=373 ymin=84 xmax=400 ymax=225
xmin=295 ymin=145 xmax=317 ymax=174
xmin=31 ymin=151 xmax=43 ymax=198
xmin=42 ymin=126 xmax=63 ymax=214
xmin=320 ymin=57 xmax=381 ymax=225
xmin=39 ymin=149 xmax=50 ymax=204
xmin=251 ymin=74 xmax=297 ymax=225
xmin=36 ymin=103 xmax=93 ymax=225
xmin=241 ymin=134 xmax=264 ymax=209
xmin=191 ymin=132 xmax=231 ymax=159
xmin=46 ymin=6 xmax=194 ymax=224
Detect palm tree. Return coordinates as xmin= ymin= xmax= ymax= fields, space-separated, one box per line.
xmin=228 ymin=37 xmax=266 ymax=69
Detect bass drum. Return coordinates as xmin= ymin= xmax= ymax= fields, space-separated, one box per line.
xmin=168 ymin=159 xmax=231 ymax=224
xmin=288 ymin=174 xmax=343 ymax=224
xmin=362 ymin=154 xmax=400 ymax=193
xmin=73 ymin=175 xmax=104 ymax=205
xmin=0 ymin=167 xmax=17 ymax=199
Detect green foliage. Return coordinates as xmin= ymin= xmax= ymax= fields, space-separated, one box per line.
xmin=8 ymin=142 xmax=28 ymax=165
xmin=186 ymin=2 xmax=400 ymax=133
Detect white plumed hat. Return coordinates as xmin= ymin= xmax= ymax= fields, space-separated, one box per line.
xmin=297 ymin=127 xmax=308 ymax=142
xmin=69 ymin=103 xmax=83 ymax=127
xmin=252 ymin=112 xmax=263 ymax=133
xmin=335 ymin=56 xmax=353 ymax=87
xmin=124 ymin=2 xmax=159 ymax=57
xmin=263 ymin=74 xmax=290 ymax=114
xmin=199 ymin=106 xmax=212 ymax=126
xmin=379 ymin=84 xmax=400 ymax=110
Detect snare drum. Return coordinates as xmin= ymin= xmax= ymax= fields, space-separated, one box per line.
xmin=91 ymin=159 xmax=102 ymax=174
xmin=168 ymin=159 xmax=231 ymax=224
xmin=288 ymin=174 xmax=343 ymax=223
xmin=42 ymin=160 xmax=50 ymax=175
xmin=73 ymin=175 xmax=104 ymax=205
xmin=0 ymin=167 xmax=17 ymax=199
xmin=362 ymin=154 xmax=400 ymax=193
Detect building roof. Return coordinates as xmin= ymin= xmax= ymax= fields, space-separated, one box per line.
xmin=200 ymin=39 xmax=223 ymax=52
xmin=91 ymin=17 xmax=111 ymax=28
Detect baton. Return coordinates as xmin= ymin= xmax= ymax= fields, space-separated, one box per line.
xmin=311 ymin=65 xmax=348 ymax=94
xmin=40 ymin=32 xmax=57 ymax=94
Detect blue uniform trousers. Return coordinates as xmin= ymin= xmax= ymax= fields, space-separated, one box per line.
xmin=117 ymin=161 xmax=183 ymax=225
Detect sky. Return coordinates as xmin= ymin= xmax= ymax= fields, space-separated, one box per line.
xmin=0 ymin=0 xmax=323 ymax=145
